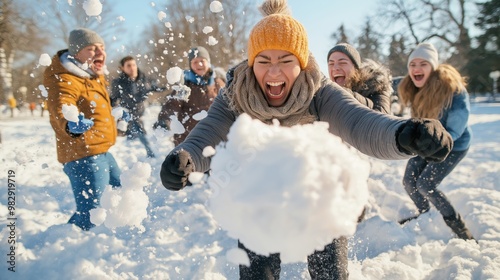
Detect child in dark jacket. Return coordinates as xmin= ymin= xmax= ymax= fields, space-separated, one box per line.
xmin=154 ymin=46 xmax=217 ymax=146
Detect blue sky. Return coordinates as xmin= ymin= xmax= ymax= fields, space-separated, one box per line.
xmin=111 ymin=0 xmax=378 ymax=74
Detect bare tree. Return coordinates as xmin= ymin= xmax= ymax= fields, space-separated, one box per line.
xmin=33 ymin=0 xmax=125 ymax=52
xmin=387 ymin=34 xmax=409 ymax=77
xmin=139 ymin=0 xmax=259 ymax=83
xmin=0 ymin=0 xmax=48 ymax=103
xmin=356 ymin=19 xmax=383 ymax=62
xmin=330 ymin=24 xmax=350 ymax=45
xmin=377 ymin=0 xmax=476 ymax=70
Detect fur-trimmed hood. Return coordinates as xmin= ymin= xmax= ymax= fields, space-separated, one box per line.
xmin=350 ymin=59 xmax=393 ymax=98
xmin=344 ymin=59 xmax=392 ymax=114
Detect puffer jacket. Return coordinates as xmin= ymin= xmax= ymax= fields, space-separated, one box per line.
xmin=156 ymin=69 xmax=217 ymax=146
xmin=44 ymin=50 xmax=117 ymax=164
xmin=347 ymin=59 xmax=392 ymax=114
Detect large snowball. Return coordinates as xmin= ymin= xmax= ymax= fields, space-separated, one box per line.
xmin=82 ymin=0 xmax=102 ymax=17
xmin=61 ymin=104 xmax=80 ymax=122
xmin=207 ymin=114 xmax=370 ymax=263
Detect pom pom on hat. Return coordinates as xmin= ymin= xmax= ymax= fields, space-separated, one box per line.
xmin=247 ymin=0 xmax=309 ymax=69
xmin=68 ymin=28 xmax=104 ymax=55
xmin=327 ymin=43 xmax=361 ymax=69
xmin=408 ymin=42 xmax=439 ymax=70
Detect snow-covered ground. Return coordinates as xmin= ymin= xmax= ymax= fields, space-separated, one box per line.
xmin=1 ymin=98 xmax=499 ymax=279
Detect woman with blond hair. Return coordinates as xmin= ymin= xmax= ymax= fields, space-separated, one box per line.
xmin=397 ymin=42 xmax=474 ymax=241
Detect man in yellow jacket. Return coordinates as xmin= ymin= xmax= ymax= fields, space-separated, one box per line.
xmin=44 ymin=28 xmax=127 ymax=230
xmin=8 ymin=95 xmax=17 ymax=118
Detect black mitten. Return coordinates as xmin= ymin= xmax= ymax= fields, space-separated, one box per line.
xmin=160 ymin=149 xmax=195 ymax=191
xmin=396 ymin=118 xmax=453 ymax=162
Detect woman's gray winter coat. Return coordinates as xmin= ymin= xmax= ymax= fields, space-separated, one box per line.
xmin=172 ymin=77 xmax=409 ymax=173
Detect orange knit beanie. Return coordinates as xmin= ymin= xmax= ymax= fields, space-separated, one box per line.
xmin=247 ymin=0 xmax=309 ymax=69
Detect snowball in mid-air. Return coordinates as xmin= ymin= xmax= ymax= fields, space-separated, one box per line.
xmin=117 ymin=120 xmax=128 ymax=132
xmin=111 ymin=107 xmax=125 ymax=120
xmin=188 ymin=172 xmax=205 ymax=184
xmin=207 ymin=36 xmax=218 ymax=46
xmin=39 ymin=53 xmax=52 ymax=66
xmin=61 ymin=104 xmax=80 ymax=122
xmin=209 ymin=1 xmax=224 ymax=13
xmin=208 ymin=114 xmax=370 ymax=263
xmin=82 ymin=0 xmax=102 ymax=17
xmin=166 ymin=67 xmax=183 ymax=84
xmin=158 ymin=11 xmax=167 ymax=21
xmin=168 ymin=115 xmax=186 ymax=135
xmin=202 ymin=26 xmax=214 ymax=34
xmin=202 ymin=146 xmax=216 ymax=157
xmin=38 ymin=85 xmax=48 ymax=97
xmin=192 ymin=110 xmax=207 ymax=121
xmin=89 ymin=208 xmax=107 ymax=226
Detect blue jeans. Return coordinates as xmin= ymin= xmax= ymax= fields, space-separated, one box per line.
xmin=402 ymin=149 xmax=468 ymax=218
xmin=63 ymin=152 xmax=121 ymax=230
xmin=127 ymin=119 xmax=155 ymax=158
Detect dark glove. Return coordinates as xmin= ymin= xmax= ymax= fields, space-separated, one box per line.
xmin=396 ymin=118 xmax=453 ymax=162
xmin=67 ymin=114 xmax=94 ymax=134
xmin=160 ymin=149 xmax=195 ymax=191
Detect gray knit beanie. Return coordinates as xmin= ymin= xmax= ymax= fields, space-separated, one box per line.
xmin=408 ymin=42 xmax=439 ymax=70
xmin=188 ymin=46 xmax=211 ymax=65
xmin=327 ymin=43 xmax=361 ymax=69
xmin=68 ymin=28 xmax=105 ymax=55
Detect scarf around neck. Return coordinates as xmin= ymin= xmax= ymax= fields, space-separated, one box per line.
xmin=226 ymin=54 xmax=323 ymax=127
xmin=184 ymin=69 xmax=215 ymax=86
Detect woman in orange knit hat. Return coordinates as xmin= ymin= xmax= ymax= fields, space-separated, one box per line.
xmin=160 ymin=0 xmax=455 ymax=278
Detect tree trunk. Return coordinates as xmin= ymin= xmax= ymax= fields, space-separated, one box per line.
xmin=0 ymin=47 xmax=15 ymax=102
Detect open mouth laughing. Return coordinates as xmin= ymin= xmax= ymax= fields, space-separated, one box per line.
xmin=413 ymin=74 xmax=424 ymax=81
xmin=266 ymin=81 xmax=285 ymax=99
xmin=333 ymin=74 xmax=346 ymax=86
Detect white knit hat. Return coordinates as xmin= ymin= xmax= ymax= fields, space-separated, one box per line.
xmin=408 ymin=42 xmax=439 ymax=70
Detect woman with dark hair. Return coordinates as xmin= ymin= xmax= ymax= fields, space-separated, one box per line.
xmin=327 ymin=43 xmax=392 ymax=114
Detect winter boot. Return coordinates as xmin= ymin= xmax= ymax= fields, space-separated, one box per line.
xmin=443 ymin=213 xmax=475 ymax=241
xmin=398 ymin=208 xmax=429 ymax=225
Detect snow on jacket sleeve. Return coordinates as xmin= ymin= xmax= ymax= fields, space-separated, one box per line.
xmin=171 ymin=93 xmax=237 ymax=172
xmin=312 ymin=81 xmax=409 ymax=160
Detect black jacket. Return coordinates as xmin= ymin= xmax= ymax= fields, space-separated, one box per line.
xmin=111 ymin=70 xmax=164 ymax=118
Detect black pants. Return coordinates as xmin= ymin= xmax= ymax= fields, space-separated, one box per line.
xmin=402 ymin=149 xmax=468 ymax=217
xmin=238 ymin=237 xmax=348 ymax=280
